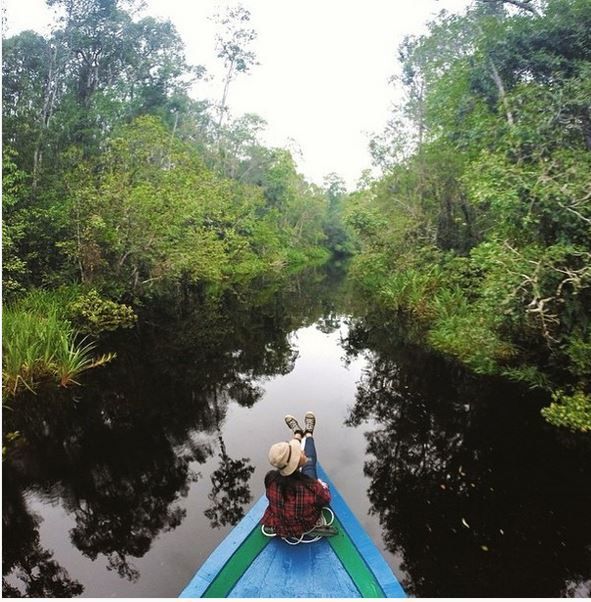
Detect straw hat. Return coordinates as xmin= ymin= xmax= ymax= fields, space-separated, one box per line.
xmin=268 ymin=440 xmax=301 ymax=476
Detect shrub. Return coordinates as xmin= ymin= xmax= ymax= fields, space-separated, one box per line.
xmin=2 ymin=290 xmax=115 ymax=397
xmin=68 ymin=289 xmax=137 ymax=335
xmin=428 ymin=314 xmax=516 ymax=374
xmin=542 ymin=390 xmax=591 ymax=433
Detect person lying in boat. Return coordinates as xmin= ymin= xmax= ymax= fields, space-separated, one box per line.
xmin=261 ymin=411 xmax=331 ymax=539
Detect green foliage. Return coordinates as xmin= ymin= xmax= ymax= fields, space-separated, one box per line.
xmin=68 ymin=290 xmax=137 ymax=335
xmin=47 ymin=115 xmax=323 ymax=294
xmin=381 ymin=266 xmax=443 ymax=321
xmin=14 ymin=286 xmax=81 ymax=319
xmin=2 ymin=430 xmax=21 ymax=461
xmin=343 ymin=197 xmax=389 ymax=241
xmin=350 ymin=0 xmax=591 ymax=432
xmin=542 ymin=390 xmax=591 ymax=432
xmin=428 ymin=313 xmax=516 ymax=375
xmin=2 ymin=0 xmax=334 ymax=304
xmin=2 ymin=290 xmax=115 ymax=397
xmin=564 ymin=334 xmax=591 ymax=379
xmin=501 ymin=364 xmax=552 ymax=390
xmin=2 ymin=147 xmax=29 ymax=301
xmin=464 ymin=149 xmax=591 ymax=245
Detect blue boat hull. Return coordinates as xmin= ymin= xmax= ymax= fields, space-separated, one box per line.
xmin=179 ymin=464 xmax=406 ymax=598
xmin=229 ymin=537 xmax=362 ymax=597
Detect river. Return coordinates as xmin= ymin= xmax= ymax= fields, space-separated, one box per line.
xmin=3 ymin=265 xmax=590 ymax=597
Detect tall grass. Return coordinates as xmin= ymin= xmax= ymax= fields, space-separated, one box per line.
xmin=2 ymin=288 xmax=115 ymax=397
xmin=15 ymin=285 xmax=81 ymax=318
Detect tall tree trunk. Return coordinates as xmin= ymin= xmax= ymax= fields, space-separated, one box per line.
xmin=32 ymin=44 xmax=59 ymax=189
xmin=166 ymin=111 xmax=179 ymax=166
xmin=488 ymin=57 xmax=515 ymax=127
xmin=417 ymin=80 xmax=426 ymax=150
xmin=216 ymin=59 xmax=235 ymax=170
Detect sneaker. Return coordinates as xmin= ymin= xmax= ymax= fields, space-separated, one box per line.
xmin=284 ymin=414 xmax=303 ymax=435
xmin=304 ymin=411 xmax=316 ymax=435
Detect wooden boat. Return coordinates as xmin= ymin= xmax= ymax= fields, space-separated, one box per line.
xmin=179 ymin=464 xmax=407 ymax=598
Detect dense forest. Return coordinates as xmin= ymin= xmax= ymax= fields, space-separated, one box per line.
xmin=346 ymin=0 xmax=591 ymax=432
xmin=2 ymin=0 xmax=349 ymax=401
xmin=2 ymin=0 xmax=590 ymax=433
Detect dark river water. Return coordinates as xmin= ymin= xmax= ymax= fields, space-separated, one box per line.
xmin=3 ymin=265 xmax=591 ymax=598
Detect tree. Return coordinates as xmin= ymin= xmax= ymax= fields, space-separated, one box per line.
xmin=210 ymin=4 xmax=258 ymax=159
xmin=2 ymin=31 xmax=63 ymax=183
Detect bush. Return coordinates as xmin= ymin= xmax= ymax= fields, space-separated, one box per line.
xmin=68 ymin=289 xmax=137 ymax=335
xmin=2 ymin=289 xmax=115 ymax=396
xmin=542 ymin=390 xmax=591 ymax=433
xmin=428 ymin=312 xmax=516 ymax=375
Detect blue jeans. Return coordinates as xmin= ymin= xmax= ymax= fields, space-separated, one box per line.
xmin=300 ymin=436 xmax=317 ymax=480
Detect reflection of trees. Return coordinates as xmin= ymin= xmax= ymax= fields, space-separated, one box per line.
xmin=2 ymin=468 xmax=84 ymax=597
xmin=140 ymin=263 xmax=350 ymax=399
xmin=3 ymin=264 xmax=349 ymax=592
xmin=140 ymin=283 xmax=299 ymax=401
xmin=314 ymin=310 xmax=343 ymax=335
xmin=63 ymin=437 xmax=198 ymax=581
xmin=204 ymin=436 xmax=255 ymax=529
xmin=204 ymin=392 xmax=255 ymax=529
xmin=344 ymin=316 xmax=591 ymax=598
xmin=4 ymin=390 xmax=210 ymax=583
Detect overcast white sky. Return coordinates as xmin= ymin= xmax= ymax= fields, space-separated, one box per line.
xmin=3 ymin=0 xmax=471 ymax=189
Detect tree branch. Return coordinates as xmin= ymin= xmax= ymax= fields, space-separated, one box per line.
xmin=480 ymin=0 xmax=541 ymax=16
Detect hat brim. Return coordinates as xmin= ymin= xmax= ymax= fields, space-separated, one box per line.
xmin=279 ymin=439 xmax=302 ymax=476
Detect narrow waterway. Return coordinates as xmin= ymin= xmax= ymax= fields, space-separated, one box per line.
xmin=3 ymin=267 xmax=590 ymax=597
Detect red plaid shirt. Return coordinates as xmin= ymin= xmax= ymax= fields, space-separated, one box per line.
xmin=261 ymin=470 xmax=331 ymax=538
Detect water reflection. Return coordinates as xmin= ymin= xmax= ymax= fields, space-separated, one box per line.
xmin=2 ymin=468 xmax=84 ymax=597
xmin=205 ymin=436 xmax=255 ymax=529
xmin=204 ymin=391 xmax=255 ymax=529
xmin=3 ymin=383 xmax=208 ymax=588
xmin=2 ymin=265 xmax=347 ymax=595
xmin=64 ymin=440 xmax=195 ymax=582
xmin=344 ymin=314 xmax=591 ymax=598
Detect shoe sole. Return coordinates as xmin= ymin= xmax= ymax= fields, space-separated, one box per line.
xmin=284 ymin=415 xmax=302 ymax=432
